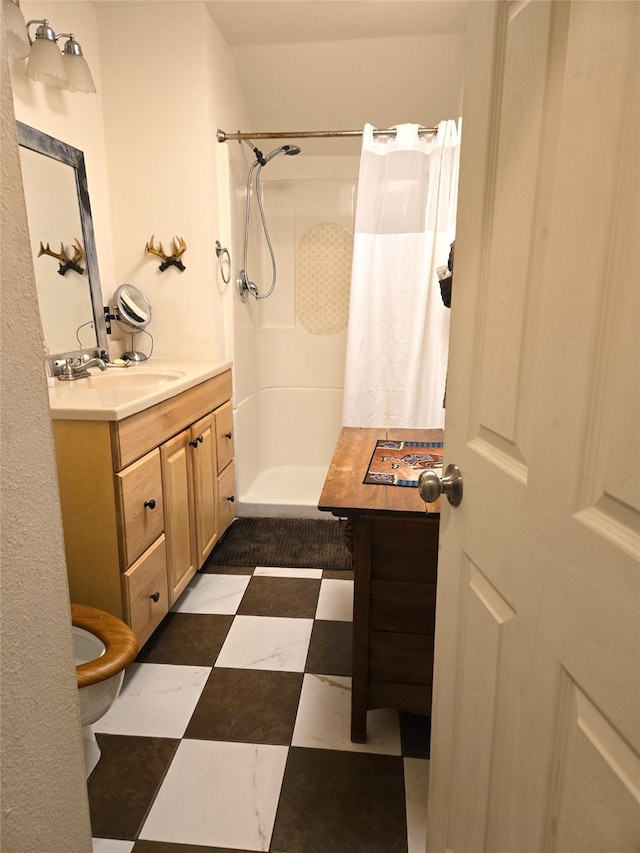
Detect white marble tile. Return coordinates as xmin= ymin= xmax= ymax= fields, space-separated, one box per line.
xmin=139 ymin=739 xmax=288 ymax=850
xmin=92 ymin=840 xmax=134 ymax=853
xmin=215 ymin=615 xmax=313 ymax=672
xmin=292 ymin=673 xmax=401 ymax=755
xmin=92 ymin=663 xmax=210 ymax=738
xmin=255 ymin=566 xmax=323 ymax=579
xmin=171 ymin=572 xmax=250 ymax=614
xmin=404 ymin=757 xmax=430 ymax=853
xmin=315 ymin=578 xmax=354 ymax=621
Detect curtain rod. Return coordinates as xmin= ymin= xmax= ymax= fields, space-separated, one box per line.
xmin=216 ymin=126 xmax=437 ymax=143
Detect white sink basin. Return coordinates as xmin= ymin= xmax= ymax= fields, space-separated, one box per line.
xmin=77 ymin=368 xmax=186 ymax=390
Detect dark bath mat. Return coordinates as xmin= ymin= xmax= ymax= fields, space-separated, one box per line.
xmin=207 ymin=517 xmax=353 ymax=570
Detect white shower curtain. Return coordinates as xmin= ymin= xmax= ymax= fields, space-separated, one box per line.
xmin=343 ymin=120 xmax=461 ymax=428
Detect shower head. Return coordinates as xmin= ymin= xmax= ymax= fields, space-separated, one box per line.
xmin=263 ymin=144 xmax=301 ymax=164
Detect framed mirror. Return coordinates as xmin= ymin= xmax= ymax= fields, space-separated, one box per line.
xmin=16 ymin=121 xmax=108 ymax=362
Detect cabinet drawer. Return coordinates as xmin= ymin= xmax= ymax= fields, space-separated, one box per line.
xmin=114 ymin=370 xmax=232 ymax=469
xmin=115 ymin=448 xmax=164 ymax=566
xmin=217 ymin=461 xmax=237 ymax=536
xmin=122 ymin=535 xmax=168 ymax=647
xmin=215 ymin=401 xmax=234 ymax=474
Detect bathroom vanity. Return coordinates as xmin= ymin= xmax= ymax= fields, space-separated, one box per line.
xmin=319 ymin=426 xmax=442 ymax=742
xmin=49 ymin=362 xmax=236 ymax=647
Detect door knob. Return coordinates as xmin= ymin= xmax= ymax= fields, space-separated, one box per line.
xmin=418 ymin=464 xmax=463 ymax=507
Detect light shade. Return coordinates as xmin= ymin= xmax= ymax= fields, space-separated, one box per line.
xmin=5 ymin=0 xmax=30 ymax=59
xmin=61 ymin=37 xmax=96 ymax=94
xmin=25 ymin=21 xmax=66 ymax=88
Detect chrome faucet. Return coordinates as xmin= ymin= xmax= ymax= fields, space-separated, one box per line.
xmin=58 ymin=355 xmax=108 ymax=381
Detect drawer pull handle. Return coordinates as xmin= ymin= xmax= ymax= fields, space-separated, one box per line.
xmin=225 ymin=432 xmax=232 ymax=439
xmin=189 ymin=435 xmax=204 ymax=448
xmin=227 ymin=495 xmax=235 ymax=503
xmin=144 ymin=499 xmax=156 ymax=510
xmin=150 ymin=592 xmax=160 ymax=603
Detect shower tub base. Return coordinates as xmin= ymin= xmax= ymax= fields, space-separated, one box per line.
xmin=238 ymin=465 xmax=329 ymax=518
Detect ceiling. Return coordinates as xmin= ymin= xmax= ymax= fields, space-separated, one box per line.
xmin=205 ymin=1 xmax=469 ymax=46
xmin=206 ymin=1 xmax=469 ymax=155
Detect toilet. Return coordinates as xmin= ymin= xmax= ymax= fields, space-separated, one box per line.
xmin=71 ymin=603 xmax=138 ymax=776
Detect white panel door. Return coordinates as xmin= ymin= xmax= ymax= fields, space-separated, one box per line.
xmin=427 ymin=2 xmax=639 ymax=851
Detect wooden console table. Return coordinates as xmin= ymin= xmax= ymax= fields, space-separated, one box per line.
xmin=318 ymin=426 xmax=442 ymax=742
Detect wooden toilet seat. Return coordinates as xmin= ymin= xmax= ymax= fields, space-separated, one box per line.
xmin=71 ymin=604 xmax=138 ymax=687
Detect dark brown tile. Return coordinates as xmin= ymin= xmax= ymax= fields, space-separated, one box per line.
xmin=135 ymin=613 xmax=234 ymax=666
xmin=236 ymin=575 xmax=320 ymax=618
xmin=323 ymin=568 xmax=354 ymax=581
xmin=88 ymin=734 xmax=178 ymax=840
xmin=305 ymin=619 xmax=352 ymax=676
xmin=271 ymin=747 xmax=408 ymax=853
xmin=133 ymin=842 xmax=255 ymax=852
xmin=399 ymin=712 xmax=431 ymax=759
xmin=184 ymin=668 xmax=303 ymax=745
xmin=201 ymin=563 xmax=255 ymax=575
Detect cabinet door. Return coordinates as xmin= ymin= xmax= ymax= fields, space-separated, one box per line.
xmin=217 ymin=461 xmax=237 ymax=537
xmin=160 ymin=429 xmax=196 ymax=604
xmin=190 ymin=412 xmax=218 ymax=566
xmin=214 ymin=400 xmax=234 ymax=474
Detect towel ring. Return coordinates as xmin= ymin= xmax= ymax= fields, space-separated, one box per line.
xmin=215 ymin=240 xmax=231 ymax=284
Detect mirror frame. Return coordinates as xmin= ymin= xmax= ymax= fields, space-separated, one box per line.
xmin=16 ymin=121 xmax=109 ymax=364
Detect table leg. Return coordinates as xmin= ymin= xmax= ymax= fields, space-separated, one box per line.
xmin=351 ymin=516 xmax=371 ymax=743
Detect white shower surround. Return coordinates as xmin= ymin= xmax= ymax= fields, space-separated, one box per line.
xmin=231 ymin=154 xmax=357 ymax=517
xmin=236 ymin=387 xmax=344 ymax=517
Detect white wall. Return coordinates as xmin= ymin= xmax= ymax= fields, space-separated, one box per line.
xmin=94 ymin=1 xmax=250 ymax=361
xmin=1 ymin=25 xmax=92 ymax=851
xmin=232 ymin=33 xmax=466 ymax=157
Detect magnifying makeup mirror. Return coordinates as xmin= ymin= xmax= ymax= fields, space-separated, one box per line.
xmin=113 ymin=284 xmax=152 ymax=361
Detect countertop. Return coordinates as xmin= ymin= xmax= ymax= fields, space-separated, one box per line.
xmin=48 ymin=359 xmax=233 ymax=421
xmin=318 ymin=426 xmax=443 ymax=516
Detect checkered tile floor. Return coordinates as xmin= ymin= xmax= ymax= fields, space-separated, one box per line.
xmin=88 ymin=556 xmax=430 ymax=852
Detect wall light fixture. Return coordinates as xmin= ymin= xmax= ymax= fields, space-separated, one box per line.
xmin=5 ymin=1 xmax=96 ymax=94
xmin=5 ymin=0 xmax=30 ymax=58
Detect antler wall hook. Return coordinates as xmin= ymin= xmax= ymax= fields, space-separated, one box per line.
xmin=38 ymin=238 xmax=85 ymax=276
xmin=145 ymin=235 xmax=187 ymax=272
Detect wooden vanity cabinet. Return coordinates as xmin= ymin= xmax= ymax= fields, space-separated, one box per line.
xmin=52 ymin=369 xmax=236 ymax=647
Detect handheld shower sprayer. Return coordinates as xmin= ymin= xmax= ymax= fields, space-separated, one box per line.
xmin=238 ymin=141 xmax=301 ymax=301
xmin=264 ymin=144 xmax=301 ymax=163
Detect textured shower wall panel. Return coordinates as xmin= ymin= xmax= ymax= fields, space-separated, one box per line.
xmin=296 ymin=222 xmax=352 ymax=335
